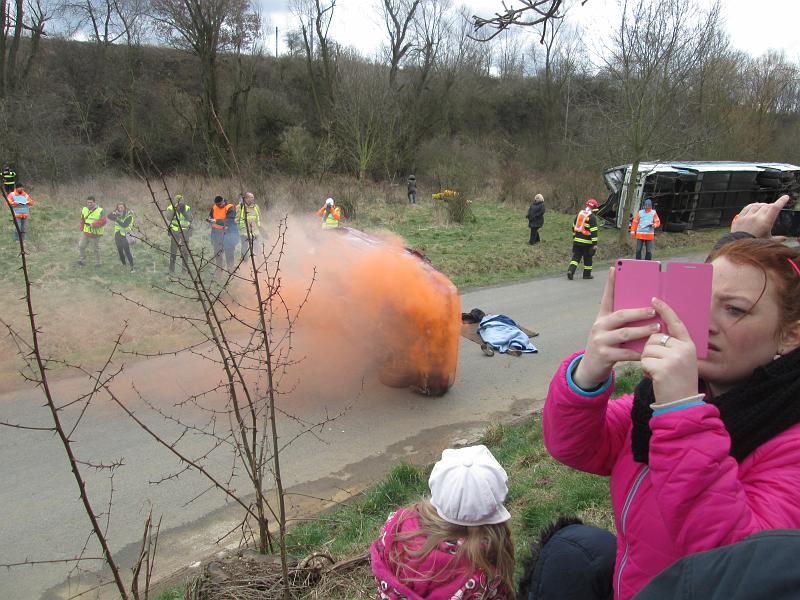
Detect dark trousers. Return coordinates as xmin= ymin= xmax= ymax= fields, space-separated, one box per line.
xmin=520 ymin=523 xmax=615 ymax=600
xmin=169 ymin=232 xmax=190 ymax=273
xmin=635 ymin=238 xmax=654 ymax=260
xmin=211 ymin=235 xmax=235 ymax=275
xmin=114 ymin=233 xmax=133 ymax=267
xmin=529 ymin=227 xmax=541 ymax=244
xmin=568 ymin=244 xmax=594 ymax=276
xmin=408 ymin=191 xmax=416 ymax=204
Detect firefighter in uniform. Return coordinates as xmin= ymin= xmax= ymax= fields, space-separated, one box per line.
xmin=166 ymin=194 xmax=193 ymax=274
xmin=2 ymin=164 xmax=17 ymax=196
xmin=567 ymin=198 xmax=599 ymax=280
xmin=237 ymin=192 xmax=263 ymax=260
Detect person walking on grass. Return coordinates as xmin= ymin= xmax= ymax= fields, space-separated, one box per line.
xmin=78 ymin=195 xmax=107 ymax=267
xmin=207 ymin=195 xmax=238 ymax=278
xmin=630 ymin=197 xmax=661 ymax=260
xmin=107 ymin=202 xmax=135 ymax=272
xmin=567 ymin=198 xmax=599 ymax=280
xmin=370 ymin=445 xmax=516 ymax=599
xmin=166 ymin=194 xmax=193 ymax=275
xmin=6 ymin=182 xmax=32 ymax=243
xmin=526 ymin=193 xmax=545 ymax=244
xmin=237 ymin=192 xmax=263 ymax=260
xmin=407 ymin=174 xmax=417 ymax=204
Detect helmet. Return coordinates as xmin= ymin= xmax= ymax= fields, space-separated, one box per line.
xmin=325 ymin=197 xmax=334 ymax=206
xmin=585 ymin=198 xmax=599 ymax=209
xmin=175 ymin=194 xmax=184 ymax=201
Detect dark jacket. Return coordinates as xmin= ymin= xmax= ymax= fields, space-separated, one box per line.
xmin=527 ymin=202 xmax=545 ymax=228
xmin=635 ymin=529 xmax=800 ymax=600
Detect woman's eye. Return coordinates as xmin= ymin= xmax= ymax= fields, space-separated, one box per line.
xmin=725 ymin=305 xmax=746 ymax=316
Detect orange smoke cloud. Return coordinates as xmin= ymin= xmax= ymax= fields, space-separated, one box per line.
xmin=255 ymin=216 xmax=461 ymax=398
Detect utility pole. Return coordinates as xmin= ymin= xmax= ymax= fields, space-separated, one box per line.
xmin=275 ymin=26 xmax=278 ymax=57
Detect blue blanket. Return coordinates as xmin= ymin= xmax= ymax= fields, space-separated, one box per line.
xmin=478 ymin=314 xmax=538 ymax=353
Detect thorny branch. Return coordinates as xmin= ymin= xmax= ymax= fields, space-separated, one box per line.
xmin=470 ymin=0 xmax=587 ymax=42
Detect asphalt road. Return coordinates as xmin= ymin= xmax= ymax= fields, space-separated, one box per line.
xmin=0 ymin=266 xmax=610 ymax=600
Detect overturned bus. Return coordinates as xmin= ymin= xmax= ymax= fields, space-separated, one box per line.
xmin=597 ymin=161 xmax=800 ymax=236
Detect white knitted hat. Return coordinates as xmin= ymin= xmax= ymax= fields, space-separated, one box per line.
xmin=428 ymin=445 xmax=511 ymax=526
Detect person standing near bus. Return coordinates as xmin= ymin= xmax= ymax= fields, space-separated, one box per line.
xmin=630 ymin=198 xmax=661 ymax=260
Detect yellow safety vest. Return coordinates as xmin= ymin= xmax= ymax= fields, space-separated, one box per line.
xmin=238 ymin=202 xmax=261 ymax=236
xmin=82 ymin=206 xmax=105 ymax=235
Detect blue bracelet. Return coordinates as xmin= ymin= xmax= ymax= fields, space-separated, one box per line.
xmin=652 ymin=400 xmax=706 ymax=417
xmin=566 ymin=354 xmax=613 ymax=397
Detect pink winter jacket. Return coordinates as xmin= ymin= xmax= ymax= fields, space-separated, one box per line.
xmin=544 ymin=352 xmax=800 ymax=600
xmin=370 ymin=508 xmax=511 ymax=600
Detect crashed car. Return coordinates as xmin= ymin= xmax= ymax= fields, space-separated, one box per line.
xmin=320 ymin=226 xmax=461 ymax=397
xmin=598 ymin=161 xmax=800 ymax=236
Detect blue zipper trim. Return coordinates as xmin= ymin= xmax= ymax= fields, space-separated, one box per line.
xmin=616 ymin=465 xmax=649 ymax=599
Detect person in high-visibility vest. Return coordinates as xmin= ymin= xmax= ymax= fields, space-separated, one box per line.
xmin=78 ymin=195 xmax=107 ymax=267
xmin=567 ymin=198 xmax=599 ymax=280
xmin=107 ymin=202 xmax=135 ymax=272
xmin=316 ymin=197 xmax=341 ymax=229
xmin=166 ymin=194 xmax=193 ymax=275
xmin=6 ymin=182 xmax=32 ymax=243
xmin=2 ymin=164 xmax=17 ymax=196
xmin=207 ymin=195 xmax=238 ymax=277
xmin=237 ymin=192 xmax=263 ymax=260
xmin=630 ymin=197 xmax=661 ymax=260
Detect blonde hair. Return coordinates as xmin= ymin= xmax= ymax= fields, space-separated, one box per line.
xmin=388 ymin=499 xmax=516 ymax=597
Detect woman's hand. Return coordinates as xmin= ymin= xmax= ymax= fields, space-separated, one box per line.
xmin=572 ymin=267 xmax=661 ymax=390
xmin=731 ymin=194 xmax=789 ymax=240
xmin=641 ymin=298 xmax=699 ymax=404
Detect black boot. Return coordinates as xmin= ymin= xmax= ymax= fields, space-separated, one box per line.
xmin=583 ymin=271 xmax=594 ymax=280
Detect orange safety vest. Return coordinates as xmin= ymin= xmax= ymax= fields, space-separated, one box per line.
xmin=573 ymin=208 xmax=592 ymax=236
xmin=630 ymin=209 xmax=661 ymax=240
xmin=211 ymin=203 xmax=234 ymax=230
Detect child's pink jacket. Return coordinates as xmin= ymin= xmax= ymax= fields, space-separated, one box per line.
xmin=370 ymin=508 xmax=511 ymax=599
xmin=544 ymin=352 xmax=800 ymax=599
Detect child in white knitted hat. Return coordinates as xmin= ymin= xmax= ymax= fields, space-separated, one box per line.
xmin=370 ymin=445 xmax=515 ymax=599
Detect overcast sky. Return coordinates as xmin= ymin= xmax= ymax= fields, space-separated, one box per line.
xmin=258 ymin=0 xmax=800 ymax=62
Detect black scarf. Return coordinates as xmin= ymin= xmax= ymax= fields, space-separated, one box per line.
xmin=631 ymin=346 xmax=800 ymax=464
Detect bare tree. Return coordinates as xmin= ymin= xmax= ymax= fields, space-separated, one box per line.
xmin=603 ymin=0 xmax=723 ymax=244
xmin=0 ymin=0 xmax=53 ymax=96
xmin=291 ymin=0 xmax=338 ymax=132
xmin=336 ymin=55 xmax=392 ymax=180
xmin=63 ymin=0 xmax=144 ymax=46
xmin=741 ymin=51 xmax=799 ymax=157
xmin=527 ymin=14 xmax=586 ymax=157
xmin=379 ymin=0 xmax=421 ymax=88
xmin=149 ymin=0 xmax=261 ymax=160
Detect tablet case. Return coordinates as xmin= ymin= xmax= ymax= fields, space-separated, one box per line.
xmin=613 ymin=259 xmax=712 ymax=358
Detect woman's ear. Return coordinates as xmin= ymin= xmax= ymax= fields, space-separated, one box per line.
xmin=779 ymin=320 xmax=800 ymax=354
